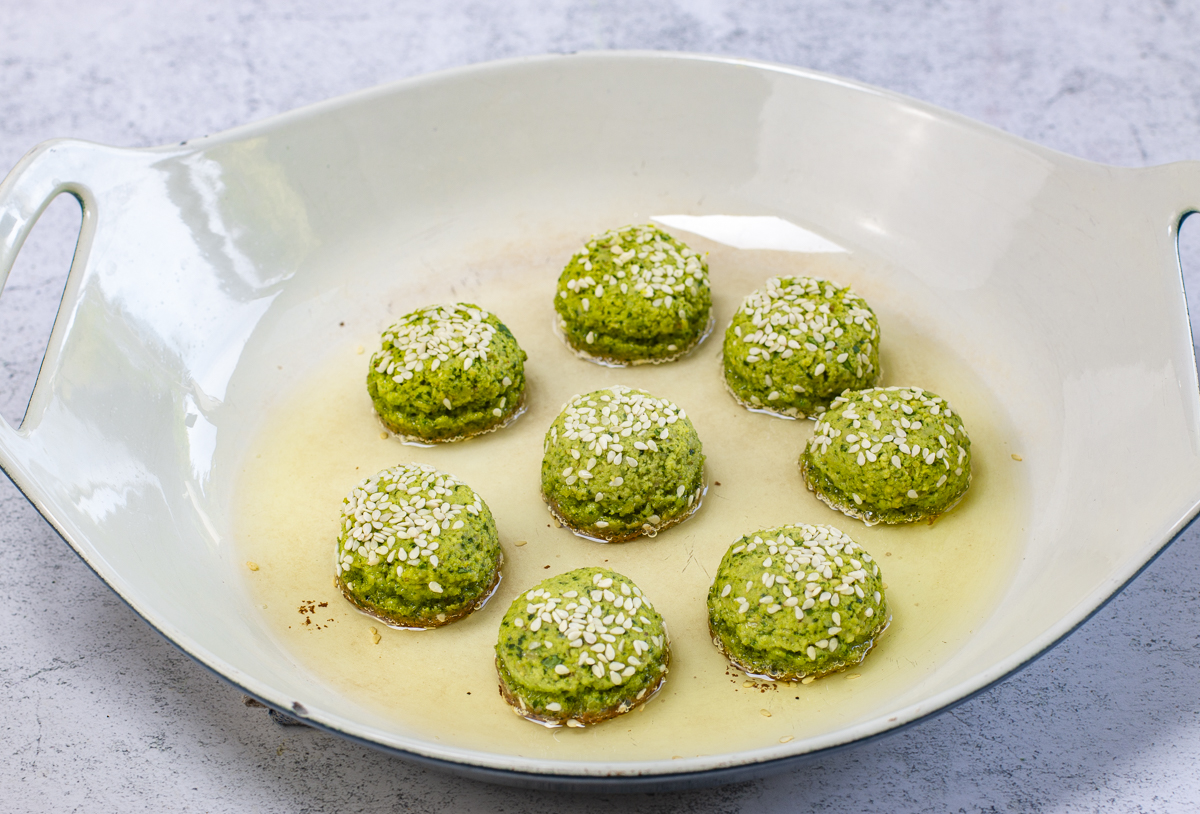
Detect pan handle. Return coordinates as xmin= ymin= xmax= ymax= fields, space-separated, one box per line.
xmin=0 ymin=139 xmax=100 ymax=295
xmin=1152 ymin=159 xmax=1200 ymax=329
xmin=1143 ymin=158 xmax=1200 ymax=239
xmin=0 ymin=139 xmax=113 ymax=442
xmin=1137 ymin=159 xmax=1200 ymax=447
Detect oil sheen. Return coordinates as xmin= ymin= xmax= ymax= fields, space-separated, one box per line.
xmin=233 ymin=228 xmax=1028 ymax=763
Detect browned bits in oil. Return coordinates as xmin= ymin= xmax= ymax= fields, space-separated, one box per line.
xmin=246 ymin=561 xmax=259 ymax=571
xmin=1011 ymin=453 xmax=1023 ymax=461
xmin=298 ymin=600 xmax=333 ymax=630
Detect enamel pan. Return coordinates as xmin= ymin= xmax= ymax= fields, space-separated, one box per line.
xmin=0 ymin=52 xmax=1198 ymax=791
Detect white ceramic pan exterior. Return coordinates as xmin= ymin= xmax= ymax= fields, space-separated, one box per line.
xmin=1 ymin=52 xmax=1198 ymax=790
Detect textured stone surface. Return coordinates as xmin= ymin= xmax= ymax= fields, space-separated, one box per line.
xmin=2 ymin=2 xmax=1200 ymax=811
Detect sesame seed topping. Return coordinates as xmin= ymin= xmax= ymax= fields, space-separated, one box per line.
xmin=804 ymin=386 xmax=972 ymax=520
xmin=558 ymin=225 xmax=710 ymax=333
xmin=370 ymin=304 xmax=501 ymax=389
xmin=724 ymin=277 xmax=879 ymax=415
xmin=545 ymin=386 xmax=701 ymax=536
xmin=712 ymin=524 xmax=883 ymax=666
xmin=505 ymin=569 xmax=667 ymax=702
xmin=338 ymin=463 xmax=486 ymax=578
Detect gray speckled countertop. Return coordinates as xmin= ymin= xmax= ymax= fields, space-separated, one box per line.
xmin=3 ymin=2 xmax=1200 ymax=811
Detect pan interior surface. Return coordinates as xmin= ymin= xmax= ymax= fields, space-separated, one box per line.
xmin=5 ymin=53 xmax=1198 ymax=782
xmin=230 ymin=221 xmax=1028 ymax=765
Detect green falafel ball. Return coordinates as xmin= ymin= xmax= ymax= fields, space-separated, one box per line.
xmin=707 ymin=524 xmax=889 ymax=680
xmin=555 ymin=224 xmax=712 ymax=365
xmin=335 ymin=463 xmax=503 ymax=628
xmin=367 ymin=303 xmax=526 ymax=442
xmin=723 ymin=276 xmax=880 ymax=418
xmin=496 ymin=568 xmax=670 ymax=727
xmin=800 ymin=386 xmax=972 ymax=525
xmin=541 ymin=385 xmax=706 ymax=542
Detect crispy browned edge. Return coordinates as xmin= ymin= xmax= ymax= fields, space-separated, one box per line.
xmin=557 ymin=314 xmax=712 ymax=368
xmin=376 ymin=391 xmax=527 ymax=445
xmin=495 ymin=644 xmax=671 ymax=727
xmin=541 ymin=480 xmax=705 ymax=544
xmin=708 ymin=613 xmax=892 ymax=682
xmin=798 ymin=453 xmax=969 ymax=527
xmin=719 ymin=362 xmax=825 ymax=420
xmin=336 ymin=550 xmax=503 ymax=630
